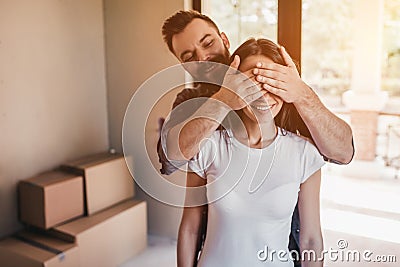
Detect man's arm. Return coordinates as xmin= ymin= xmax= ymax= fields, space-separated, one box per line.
xmin=294 ymin=87 xmax=353 ymax=164
xmin=165 ymin=93 xmax=230 ymax=161
xmin=158 ymin=86 xmax=222 ymax=174
xmin=254 ymin=46 xmax=354 ymax=164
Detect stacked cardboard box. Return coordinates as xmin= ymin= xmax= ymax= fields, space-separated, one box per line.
xmin=51 ymin=200 xmax=147 ymax=267
xmin=61 ymin=152 xmax=135 ymax=215
xmin=0 ymin=151 xmax=147 ymax=267
xmin=0 ymin=230 xmax=79 ymax=267
xmin=18 ymin=170 xmax=85 ymax=229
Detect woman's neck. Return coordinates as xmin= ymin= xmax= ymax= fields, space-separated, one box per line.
xmin=232 ymin=113 xmax=278 ymax=149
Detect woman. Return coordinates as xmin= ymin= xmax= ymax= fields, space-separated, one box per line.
xmin=177 ymin=38 xmax=324 ymax=267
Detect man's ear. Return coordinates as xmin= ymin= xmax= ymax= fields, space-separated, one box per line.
xmin=220 ymin=32 xmax=230 ymax=50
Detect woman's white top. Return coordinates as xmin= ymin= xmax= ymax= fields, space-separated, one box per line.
xmin=188 ymin=128 xmax=325 ymax=267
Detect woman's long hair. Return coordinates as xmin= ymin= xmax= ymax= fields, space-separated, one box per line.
xmin=231 ymin=38 xmax=313 ymax=142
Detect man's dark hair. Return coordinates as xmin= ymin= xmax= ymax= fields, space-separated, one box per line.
xmin=162 ymin=10 xmax=220 ymax=54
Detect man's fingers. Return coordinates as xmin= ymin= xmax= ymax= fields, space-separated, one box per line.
xmin=263 ymin=83 xmax=285 ymax=97
xmin=242 ymin=68 xmax=256 ymax=78
xmin=243 ymin=78 xmax=263 ymax=92
xmin=233 ymin=69 xmax=256 ymax=81
xmin=279 ymin=46 xmax=297 ymax=68
xmin=257 ymin=77 xmax=286 ymax=90
xmin=230 ymin=55 xmax=240 ymax=70
xmin=225 ymin=55 xmax=245 ymax=77
xmin=255 ymin=62 xmax=288 ymax=74
xmin=243 ymin=90 xmax=266 ymax=104
xmin=253 ymin=69 xmax=285 ymax=83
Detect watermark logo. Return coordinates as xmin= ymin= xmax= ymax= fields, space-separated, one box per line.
xmin=336 ymin=238 xmax=348 ymax=249
xmin=257 ymin=239 xmax=397 ymax=263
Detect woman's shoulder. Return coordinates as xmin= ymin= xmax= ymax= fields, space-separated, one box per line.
xmin=279 ymin=128 xmax=309 ymax=142
xmin=278 ymin=128 xmax=317 ymax=152
xmin=278 ymin=129 xmax=325 ymax=177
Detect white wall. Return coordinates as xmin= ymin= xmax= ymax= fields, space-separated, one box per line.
xmin=0 ymin=0 xmax=109 ymax=238
xmin=0 ymin=0 xmax=186 ymax=240
xmin=104 ymin=0 xmax=186 ymax=238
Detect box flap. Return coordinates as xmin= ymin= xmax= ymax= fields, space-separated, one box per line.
xmin=63 ymin=152 xmax=123 ymax=169
xmin=24 ymin=171 xmax=81 ymax=187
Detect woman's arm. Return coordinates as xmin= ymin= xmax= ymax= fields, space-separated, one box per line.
xmin=177 ymin=171 xmax=207 ymax=267
xmin=298 ymin=169 xmax=324 ymax=267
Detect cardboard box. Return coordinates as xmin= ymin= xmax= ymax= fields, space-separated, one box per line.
xmin=51 ymin=199 xmax=147 ymax=267
xmin=19 ymin=171 xmax=84 ymax=229
xmin=62 ymin=152 xmax=135 ymax=215
xmin=0 ymin=230 xmax=79 ymax=267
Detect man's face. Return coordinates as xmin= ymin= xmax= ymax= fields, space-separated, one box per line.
xmin=171 ymin=18 xmax=231 ymax=83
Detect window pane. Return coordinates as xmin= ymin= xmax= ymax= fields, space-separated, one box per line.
xmin=302 ymin=0 xmax=400 ymax=99
xmin=202 ymin=0 xmax=278 ymax=52
xmin=302 ymin=0 xmax=355 ymax=99
xmin=382 ymin=0 xmax=400 ymax=96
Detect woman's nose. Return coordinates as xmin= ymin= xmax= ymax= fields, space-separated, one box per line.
xmin=260 ymin=91 xmax=274 ymax=102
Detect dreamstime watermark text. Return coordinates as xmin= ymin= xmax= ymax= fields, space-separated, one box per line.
xmin=257 ymin=239 xmax=397 ymax=263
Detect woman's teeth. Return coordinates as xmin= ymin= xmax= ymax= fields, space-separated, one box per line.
xmin=251 ymin=104 xmax=272 ymax=111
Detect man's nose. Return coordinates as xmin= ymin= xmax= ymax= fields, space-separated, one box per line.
xmin=197 ymin=50 xmax=210 ymax=61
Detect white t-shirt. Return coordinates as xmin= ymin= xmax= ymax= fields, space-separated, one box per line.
xmin=188 ymin=128 xmax=325 ymax=267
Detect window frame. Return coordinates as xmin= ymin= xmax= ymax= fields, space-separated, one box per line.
xmin=193 ymin=0 xmax=302 ymax=74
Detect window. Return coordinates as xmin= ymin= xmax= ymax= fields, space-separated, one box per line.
xmin=202 ymin=0 xmax=278 ymax=52
xmin=382 ymin=0 xmax=400 ymax=96
xmin=302 ymin=0 xmax=400 ymax=98
xmin=302 ymin=0 xmax=354 ymax=98
xmin=200 ymin=0 xmax=400 ymax=98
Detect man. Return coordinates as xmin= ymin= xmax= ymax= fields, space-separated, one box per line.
xmin=159 ymin=10 xmax=354 ymax=266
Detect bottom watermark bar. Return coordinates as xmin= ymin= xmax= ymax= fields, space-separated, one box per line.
xmin=257 ymin=239 xmax=397 ymax=263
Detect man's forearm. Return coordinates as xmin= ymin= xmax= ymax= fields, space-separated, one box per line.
xmin=295 ymin=88 xmax=353 ymax=164
xmin=165 ymin=94 xmax=231 ymax=161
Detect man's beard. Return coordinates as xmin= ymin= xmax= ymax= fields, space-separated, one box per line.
xmin=186 ymin=47 xmax=231 ymax=85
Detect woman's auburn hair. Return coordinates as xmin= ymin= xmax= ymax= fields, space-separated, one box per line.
xmin=230 ymin=38 xmax=313 ymax=141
